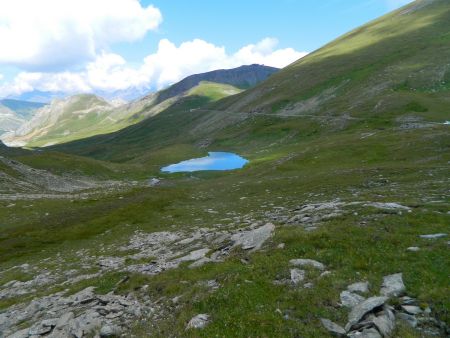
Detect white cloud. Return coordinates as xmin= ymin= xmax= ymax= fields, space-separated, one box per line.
xmin=0 ymin=0 xmax=162 ymax=70
xmin=0 ymin=38 xmax=308 ymax=98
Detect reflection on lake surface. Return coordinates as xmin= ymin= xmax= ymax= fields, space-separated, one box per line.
xmin=161 ymin=152 xmax=248 ymax=173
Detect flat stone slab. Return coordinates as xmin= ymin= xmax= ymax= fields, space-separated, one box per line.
xmin=231 ymin=223 xmax=275 ymax=251
xmin=289 ymin=258 xmax=325 ymax=270
xmin=347 ymin=296 xmax=388 ymax=327
xmin=380 ymin=273 xmax=405 ymax=297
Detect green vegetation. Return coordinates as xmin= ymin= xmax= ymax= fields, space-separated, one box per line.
xmin=1 ymin=1 xmax=449 ymax=337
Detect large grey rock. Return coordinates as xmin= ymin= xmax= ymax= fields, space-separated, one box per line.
xmin=348 ymin=282 xmax=370 ymax=294
xmin=347 ymin=296 xmax=388 ymax=328
xmin=290 ymin=268 xmax=305 ymax=285
xmin=186 ymin=314 xmax=209 ymax=329
xmin=178 ymin=248 xmax=210 ymax=262
xmin=373 ymin=307 xmax=395 ymax=337
xmin=289 ymin=258 xmax=325 ymax=270
xmin=380 ymin=273 xmax=405 ymax=297
xmin=320 ymin=318 xmax=346 ymax=337
xmin=231 ymin=223 xmax=275 ymax=251
xmin=340 ymin=290 xmax=365 ymax=308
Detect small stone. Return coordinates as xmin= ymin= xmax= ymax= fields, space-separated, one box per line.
xmin=401 ymin=305 xmax=422 ymax=315
xmin=100 ymin=324 xmax=121 ymax=337
xmin=304 ymin=282 xmax=314 ymax=288
xmin=340 ymin=291 xmax=365 ymax=308
xmin=348 ymin=281 xmax=370 ymax=294
xmin=380 ymin=273 xmax=405 ymax=297
xmin=347 ymin=296 xmax=389 ymax=328
xmin=406 ymin=247 xmax=420 ymax=252
xmin=277 ymin=243 xmax=285 ymax=249
xmin=320 ymin=318 xmax=346 ymax=337
xmin=290 ymin=268 xmax=305 ymax=285
xmin=320 ymin=271 xmax=332 ymax=278
xmin=289 ymin=258 xmax=325 ymax=270
xmin=419 ymin=233 xmax=447 ymax=239
xmin=186 ymin=314 xmax=209 ymax=329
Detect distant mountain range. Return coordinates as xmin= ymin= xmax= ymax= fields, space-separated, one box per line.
xmin=0 ymin=99 xmax=46 ymax=136
xmin=2 ymin=64 xmax=279 ymax=147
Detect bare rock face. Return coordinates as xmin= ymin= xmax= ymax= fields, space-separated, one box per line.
xmin=380 ymin=273 xmax=405 ymax=297
xmin=186 ymin=314 xmax=210 ymax=329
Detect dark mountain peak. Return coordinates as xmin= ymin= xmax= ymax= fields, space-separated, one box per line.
xmin=155 ymin=64 xmax=279 ymax=103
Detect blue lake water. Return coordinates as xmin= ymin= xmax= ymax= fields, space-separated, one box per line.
xmin=161 ymin=152 xmax=248 ymax=173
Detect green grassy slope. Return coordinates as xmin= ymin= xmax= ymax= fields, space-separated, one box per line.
xmin=1 ymin=1 xmax=449 ymax=337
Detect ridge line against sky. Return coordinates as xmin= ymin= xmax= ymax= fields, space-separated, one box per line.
xmin=0 ymin=0 xmax=413 ymax=101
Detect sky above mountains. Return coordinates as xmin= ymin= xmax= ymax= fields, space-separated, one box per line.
xmin=0 ymin=0 xmax=413 ymax=100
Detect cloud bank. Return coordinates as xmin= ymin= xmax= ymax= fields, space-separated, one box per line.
xmin=0 ymin=38 xmax=307 ymax=98
xmin=0 ymin=0 xmax=162 ymax=70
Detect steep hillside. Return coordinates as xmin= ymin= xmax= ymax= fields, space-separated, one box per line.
xmin=2 ymin=65 xmax=274 ymax=147
xmin=156 ymin=64 xmax=278 ymax=102
xmin=54 ymin=0 xmax=450 ymax=162
xmin=1 ymin=2 xmax=449 ymax=337
xmin=0 ymin=100 xmax=45 ymax=136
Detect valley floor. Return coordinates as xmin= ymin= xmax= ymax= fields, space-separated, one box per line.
xmin=0 ymin=118 xmax=448 ymax=337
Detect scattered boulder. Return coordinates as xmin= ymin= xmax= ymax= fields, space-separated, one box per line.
xmin=320 ymin=318 xmax=346 ymax=337
xmin=380 ymin=273 xmax=405 ymax=297
xmin=289 ymin=258 xmax=325 ymax=270
xmin=347 ymin=327 xmax=382 ymax=338
xmin=406 ymin=247 xmax=420 ymax=252
xmin=186 ymin=314 xmax=209 ymax=329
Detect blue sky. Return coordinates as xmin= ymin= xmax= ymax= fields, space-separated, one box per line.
xmin=0 ymin=0 xmax=413 ymax=99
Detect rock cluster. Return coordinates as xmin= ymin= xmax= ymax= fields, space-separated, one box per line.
xmin=321 ymin=273 xmax=447 ymax=337
xmin=1 ymin=287 xmax=152 ymax=338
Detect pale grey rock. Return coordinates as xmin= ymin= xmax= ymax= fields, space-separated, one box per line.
xmin=188 ymin=257 xmax=212 ymax=269
xmin=373 ymin=308 xmax=395 ymax=337
xmin=289 ymin=258 xmax=325 ymax=270
xmin=304 ymin=282 xmax=314 ymax=288
xmin=348 ymin=296 xmax=388 ymax=327
xmin=347 ymin=327 xmax=382 ymax=338
xmin=340 ymin=290 xmax=365 ymax=308
xmin=277 ymin=243 xmax=285 ymax=249
xmin=365 ymin=202 xmax=410 ymax=211
xmin=28 ymin=318 xmax=58 ymax=335
xmin=100 ymin=324 xmax=121 ymax=337
xmin=406 ymin=246 xmax=420 ymax=252
xmin=396 ymin=312 xmax=417 ymax=328
xmin=419 ymin=233 xmax=447 ymax=239
xmin=148 ymin=178 xmax=161 ymax=187
xmin=380 ymin=273 xmax=405 ymax=297
xmin=231 ymin=223 xmax=275 ymax=251
xmin=348 ymin=282 xmax=370 ymax=294
xmin=401 ymin=305 xmax=422 ymax=315
xmin=290 ymin=268 xmax=305 ymax=285
xmin=186 ymin=314 xmax=209 ymax=329
xmin=178 ymin=248 xmax=210 ymax=262
xmin=320 ymin=318 xmax=346 ymax=337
